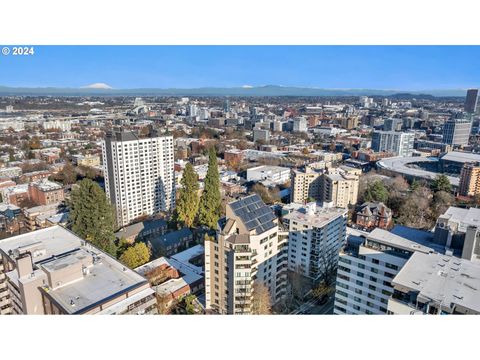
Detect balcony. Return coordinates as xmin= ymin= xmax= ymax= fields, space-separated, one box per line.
xmin=0 ymin=298 xmax=10 ymax=308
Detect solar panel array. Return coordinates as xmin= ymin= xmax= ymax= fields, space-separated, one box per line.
xmin=230 ymin=194 xmax=276 ymax=234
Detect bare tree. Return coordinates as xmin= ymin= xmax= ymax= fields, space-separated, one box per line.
xmin=251 ymin=282 xmax=272 ymax=315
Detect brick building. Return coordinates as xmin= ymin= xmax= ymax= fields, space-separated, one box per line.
xmin=355 ymin=202 xmax=393 ymax=230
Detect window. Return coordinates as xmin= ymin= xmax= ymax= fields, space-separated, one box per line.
xmin=368 ymin=284 xmax=376 ymax=291
xmin=357 ymin=272 xmax=364 ymax=278
xmin=369 ymin=276 xmax=377 ymax=282
xmin=372 ymin=259 xmax=379 ymax=264
xmin=385 ymin=263 xmax=398 ymax=270
xmin=384 ymin=272 xmax=395 ymax=279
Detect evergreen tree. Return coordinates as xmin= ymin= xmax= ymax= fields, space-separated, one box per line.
xmin=175 ymin=162 xmax=200 ymax=228
xmin=364 ymin=181 xmax=389 ymax=203
xmin=198 ymin=148 xmax=222 ymax=229
xmin=68 ymin=179 xmax=117 ymax=255
xmin=432 ymin=174 xmax=452 ymax=193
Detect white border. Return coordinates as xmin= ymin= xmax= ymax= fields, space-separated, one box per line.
xmin=1 ymin=0 xmax=480 ymax=45
xmin=2 ymin=315 xmax=478 ymax=360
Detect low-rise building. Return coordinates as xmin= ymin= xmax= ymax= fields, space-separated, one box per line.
xmin=114 ymin=218 xmax=168 ymax=244
xmin=1 ymin=184 xmax=29 ymax=206
xmin=355 ymin=202 xmax=393 ymax=230
xmin=72 ymin=154 xmax=101 ymax=167
xmin=146 ymin=228 xmax=194 ymax=258
xmin=28 ymin=179 xmax=64 ymax=206
xmin=246 ymin=165 xmax=290 ymax=185
xmin=0 ymin=226 xmax=157 ymax=315
xmin=135 ymin=245 xmax=204 ymax=311
xmin=0 ymin=167 xmax=22 ymax=179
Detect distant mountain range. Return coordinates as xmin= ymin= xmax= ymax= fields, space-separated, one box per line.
xmin=0 ymin=85 xmax=469 ymax=97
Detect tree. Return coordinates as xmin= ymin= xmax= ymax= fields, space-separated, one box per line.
xmin=175 ymin=162 xmax=199 ymax=227
xmin=68 ymin=178 xmax=117 ymax=255
xmin=184 ymin=294 xmax=197 ymax=314
xmin=116 ymin=237 xmax=130 ymax=257
xmin=251 ymin=283 xmax=272 ymax=315
xmin=119 ymin=242 xmax=150 ymax=269
xmin=432 ymin=175 xmax=452 ymax=193
xmin=410 ymin=179 xmax=421 ymax=191
xmin=364 ymin=181 xmax=389 ymax=203
xmin=397 ymin=186 xmax=434 ymax=229
xmin=198 ymin=148 xmax=222 ymax=229
xmin=432 ymin=191 xmax=455 ymax=218
xmin=385 ymin=176 xmax=409 ymax=216
xmin=251 ymin=183 xmax=280 ymax=205
xmin=53 ymin=161 xmax=77 ymax=185
xmin=472 ymin=193 xmax=480 ymax=207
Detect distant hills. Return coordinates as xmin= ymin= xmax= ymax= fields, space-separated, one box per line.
xmin=0 ymin=85 xmax=468 ymax=97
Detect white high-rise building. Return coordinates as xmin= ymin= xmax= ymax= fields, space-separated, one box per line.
xmin=334 ymin=227 xmax=437 ymax=315
xmin=293 ymin=117 xmax=308 ymax=132
xmin=102 ymin=129 xmax=175 ymax=227
xmin=283 ymin=203 xmax=347 ymax=280
xmin=371 ymin=130 xmax=414 ymax=156
xmin=188 ymin=104 xmax=198 ymax=117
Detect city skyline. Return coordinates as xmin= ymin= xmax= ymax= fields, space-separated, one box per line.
xmin=1 ymin=46 xmax=480 ymax=91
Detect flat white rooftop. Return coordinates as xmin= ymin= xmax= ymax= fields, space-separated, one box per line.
xmin=392 ymin=252 xmax=480 ymax=313
xmin=0 ymin=226 xmax=82 ymax=263
xmin=367 ymin=228 xmax=435 ymax=254
xmin=283 ymin=205 xmax=347 ymax=229
xmin=440 ymin=151 xmax=480 ymax=164
xmin=41 ymin=247 xmax=148 ymax=314
xmin=377 ymin=156 xmax=459 ymax=186
xmin=439 ymin=206 xmax=480 ymax=231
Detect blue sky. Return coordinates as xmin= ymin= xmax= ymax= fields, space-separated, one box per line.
xmin=0 ymin=46 xmax=479 ymax=90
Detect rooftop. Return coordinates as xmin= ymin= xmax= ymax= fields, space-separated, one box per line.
xmin=438 ymin=206 xmax=480 ymax=231
xmin=229 ymin=194 xmax=277 ymax=234
xmin=114 ymin=218 xmax=167 ymax=239
xmin=283 ymin=203 xmax=347 ymax=229
xmin=31 ymin=179 xmax=63 ymax=192
xmin=392 ymin=252 xmax=480 ymax=313
xmin=247 ymin=165 xmax=290 ymax=173
xmin=41 ymin=247 xmax=148 ymax=314
xmin=0 ymin=226 xmax=149 ymax=314
xmin=367 ymin=228 xmax=435 ymax=254
xmin=440 ymin=151 xmax=480 ymax=164
xmin=135 ymin=245 xmax=204 ymax=297
xmin=377 ymin=156 xmax=459 ymax=186
xmin=0 ymin=225 xmax=82 ymax=263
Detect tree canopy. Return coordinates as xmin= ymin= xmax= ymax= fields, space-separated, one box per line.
xmin=364 ymin=181 xmax=389 ymax=203
xmin=198 ymin=148 xmax=222 ymax=229
xmin=432 ymin=174 xmax=452 ymax=193
xmin=68 ymin=178 xmax=117 ymax=255
xmin=175 ymin=162 xmax=199 ymax=228
xmin=119 ymin=242 xmax=150 ymax=269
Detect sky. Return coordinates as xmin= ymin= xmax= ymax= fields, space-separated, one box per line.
xmin=1 ymin=46 xmax=480 ymax=90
